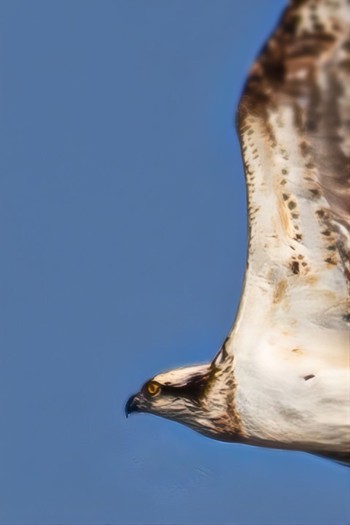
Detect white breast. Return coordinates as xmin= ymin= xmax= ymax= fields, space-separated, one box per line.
xmin=232 ymin=331 xmax=350 ymax=452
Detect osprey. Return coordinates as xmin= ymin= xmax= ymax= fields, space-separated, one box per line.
xmin=126 ymin=0 xmax=350 ymax=464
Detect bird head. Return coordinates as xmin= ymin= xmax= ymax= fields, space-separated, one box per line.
xmin=125 ymin=346 xmax=238 ymax=440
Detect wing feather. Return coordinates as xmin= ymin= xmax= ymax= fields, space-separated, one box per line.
xmin=228 ymin=0 xmax=349 ymax=365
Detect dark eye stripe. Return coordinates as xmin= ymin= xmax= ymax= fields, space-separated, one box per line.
xmin=161 ymin=372 xmax=210 ymax=399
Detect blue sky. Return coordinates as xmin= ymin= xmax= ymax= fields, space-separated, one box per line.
xmin=0 ymin=1 xmax=349 ymax=524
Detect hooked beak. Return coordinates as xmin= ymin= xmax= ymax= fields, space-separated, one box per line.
xmin=125 ymin=394 xmax=142 ymax=418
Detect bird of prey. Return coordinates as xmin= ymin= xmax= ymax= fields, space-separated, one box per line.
xmin=126 ymin=0 xmax=350 ymax=465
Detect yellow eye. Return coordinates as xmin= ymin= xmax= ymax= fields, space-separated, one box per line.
xmin=146 ymin=381 xmax=161 ymax=396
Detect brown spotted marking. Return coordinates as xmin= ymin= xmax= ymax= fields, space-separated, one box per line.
xmin=291 ymin=260 xmax=300 ymax=274
xmin=303 ymin=374 xmax=315 ymax=381
xmin=273 ymin=279 xmax=288 ymax=304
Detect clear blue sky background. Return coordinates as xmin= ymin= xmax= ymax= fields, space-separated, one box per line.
xmin=0 ymin=1 xmax=349 ymax=524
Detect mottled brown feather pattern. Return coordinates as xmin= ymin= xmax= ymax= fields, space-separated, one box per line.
xmin=205 ymin=345 xmax=243 ymax=438
xmin=237 ymin=0 xmax=349 ymax=293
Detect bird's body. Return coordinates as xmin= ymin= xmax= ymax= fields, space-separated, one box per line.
xmin=126 ymin=0 xmax=350 ymax=465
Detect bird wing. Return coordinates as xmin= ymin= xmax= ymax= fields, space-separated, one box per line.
xmin=227 ymin=0 xmax=349 ymax=367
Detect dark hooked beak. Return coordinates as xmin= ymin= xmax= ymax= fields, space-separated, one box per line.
xmin=125 ymin=394 xmax=141 ymax=418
